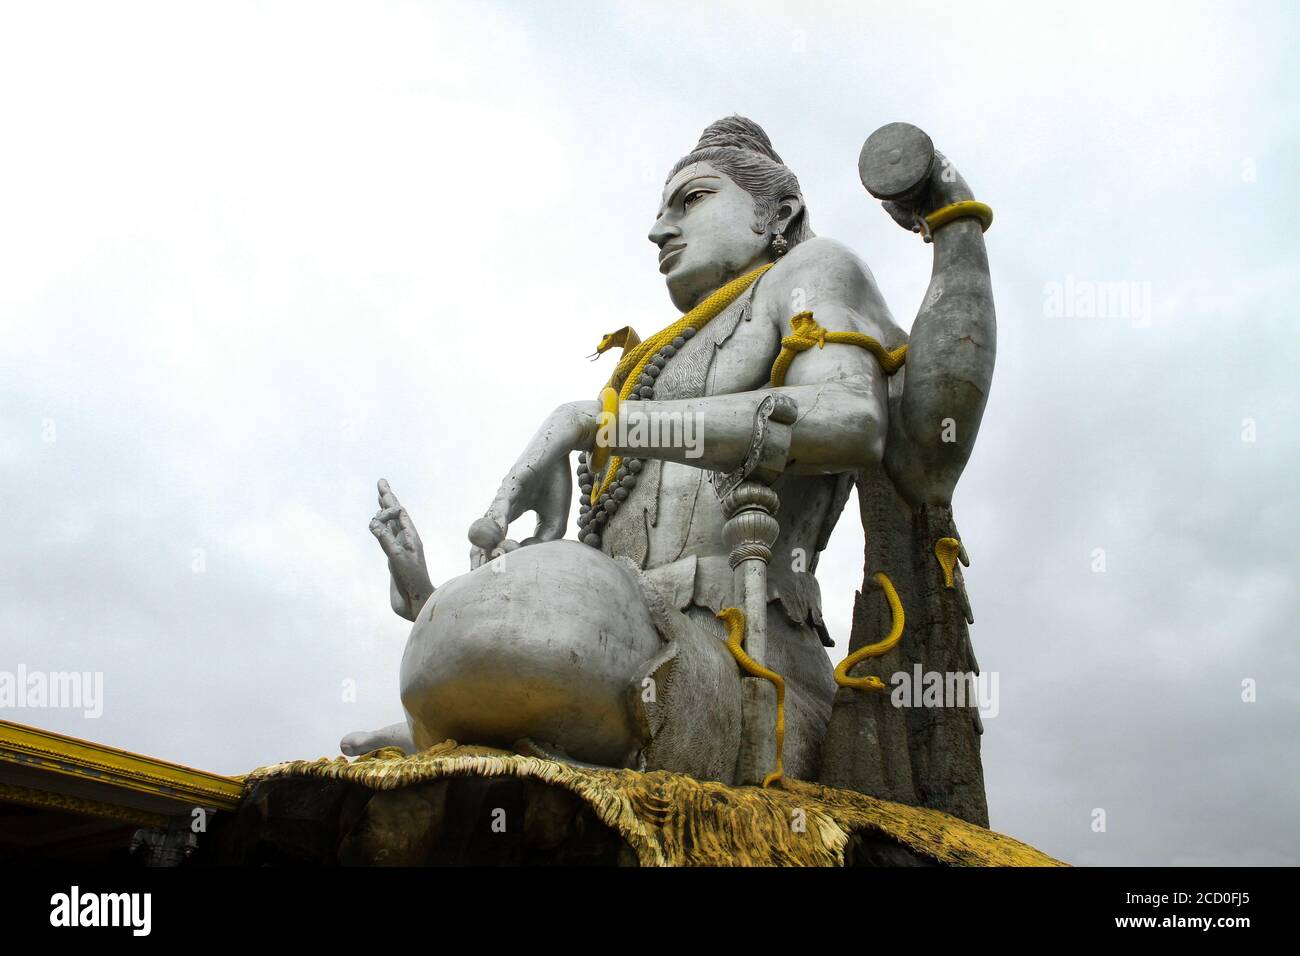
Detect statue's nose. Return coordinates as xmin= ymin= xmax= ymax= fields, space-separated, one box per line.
xmin=648 ymin=218 xmax=680 ymax=248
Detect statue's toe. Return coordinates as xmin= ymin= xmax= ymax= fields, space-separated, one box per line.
xmin=339 ymin=731 xmax=369 ymax=757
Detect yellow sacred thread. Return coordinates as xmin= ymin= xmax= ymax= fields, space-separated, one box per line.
xmin=716 ymin=607 xmax=786 ymax=789
xmin=834 ymin=572 xmax=905 ymax=692
xmin=769 ymin=312 xmax=908 ymax=386
xmin=934 ymin=537 xmax=962 ymax=588
xmin=924 ymin=200 xmax=993 ymax=234
xmin=590 ymin=263 xmax=774 ymax=507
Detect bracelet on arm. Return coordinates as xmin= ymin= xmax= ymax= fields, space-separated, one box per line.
xmin=917 ymin=200 xmax=993 ymax=243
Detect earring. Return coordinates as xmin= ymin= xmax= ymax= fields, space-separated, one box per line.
xmin=770 ymin=232 xmax=789 ymax=258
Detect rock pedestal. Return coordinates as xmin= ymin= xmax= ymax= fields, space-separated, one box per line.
xmin=197 ymin=744 xmax=1059 ymax=867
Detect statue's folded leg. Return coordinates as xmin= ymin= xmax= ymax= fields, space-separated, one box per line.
xmin=344 ymin=541 xmax=835 ymax=782
xmin=397 ymin=540 xmax=663 ymax=767
xmin=622 ymin=560 xmax=836 ymax=785
xmin=626 ymin=570 xmax=744 ymax=784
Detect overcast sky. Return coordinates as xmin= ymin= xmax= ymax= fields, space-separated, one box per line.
xmin=1 ymin=0 xmax=1296 ymax=866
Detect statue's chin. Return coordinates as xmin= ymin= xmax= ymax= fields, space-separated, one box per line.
xmin=665 ymin=254 xmax=768 ymax=312
xmin=666 ymin=270 xmax=727 ymax=312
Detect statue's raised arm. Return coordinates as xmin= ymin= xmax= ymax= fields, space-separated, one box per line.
xmin=860 ymin=123 xmax=997 ymax=506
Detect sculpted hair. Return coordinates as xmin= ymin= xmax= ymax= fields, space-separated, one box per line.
xmin=669 ymin=115 xmax=814 ymax=248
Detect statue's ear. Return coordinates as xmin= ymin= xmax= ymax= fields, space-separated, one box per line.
xmin=772 ymin=194 xmax=804 ymax=235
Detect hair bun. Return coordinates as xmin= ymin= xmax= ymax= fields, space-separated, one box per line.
xmin=693 ymin=115 xmax=784 ymax=165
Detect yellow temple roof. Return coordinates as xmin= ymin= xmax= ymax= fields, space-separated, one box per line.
xmin=0 ymin=718 xmax=242 ymax=828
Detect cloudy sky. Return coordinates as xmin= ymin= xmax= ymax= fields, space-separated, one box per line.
xmin=1 ymin=1 xmax=1295 ymax=865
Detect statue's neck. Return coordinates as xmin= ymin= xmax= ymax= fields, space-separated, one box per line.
xmin=678 ymin=254 xmax=774 ymax=312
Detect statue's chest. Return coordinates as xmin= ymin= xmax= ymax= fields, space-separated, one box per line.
xmin=652 ymin=292 xmax=779 ymax=401
xmin=600 ymin=288 xmax=780 ymax=568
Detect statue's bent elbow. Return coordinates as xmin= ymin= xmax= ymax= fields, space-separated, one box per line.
xmin=788 ymin=386 xmax=885 ymax=475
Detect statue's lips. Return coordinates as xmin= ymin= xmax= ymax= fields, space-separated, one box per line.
xmin=658 ymin=245 xmax=685 ymax=273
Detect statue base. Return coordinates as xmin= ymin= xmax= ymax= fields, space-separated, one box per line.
xmin=198 ymin=742 xmax=1063 ymax=867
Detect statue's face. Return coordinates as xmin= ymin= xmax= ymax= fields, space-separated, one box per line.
xmin=649 ymin=161 xmax=771 ymax=312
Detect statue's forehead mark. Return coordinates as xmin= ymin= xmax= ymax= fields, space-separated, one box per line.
xmin=658 ymin=164 xmax=722 ymax=217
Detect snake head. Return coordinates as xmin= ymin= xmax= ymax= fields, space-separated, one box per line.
xmin=714 ymin=607 xmax=747 ymax=643
xmin=590 ymin=325 xmax=642 ymax=359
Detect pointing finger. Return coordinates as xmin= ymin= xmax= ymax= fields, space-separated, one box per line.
xmin=378 ymin=478 xmax=400 ymax=511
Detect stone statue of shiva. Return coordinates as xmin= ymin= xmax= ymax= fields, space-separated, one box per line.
xmin=342 ymin=116 xmax=996 ymax=804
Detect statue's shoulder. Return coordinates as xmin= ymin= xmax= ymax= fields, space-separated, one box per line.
xmin=755 ymin=236 xmax=896 ymax=338
xmin=765 ymin=236 xmax=869 ymax=290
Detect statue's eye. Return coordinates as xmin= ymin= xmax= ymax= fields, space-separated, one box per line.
xmin=683 ymin=190 xmax=707 ymax=209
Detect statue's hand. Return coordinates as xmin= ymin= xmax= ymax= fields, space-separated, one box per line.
xmin=370 ymin=479 xmax=435 ymax=621
xmin=467 ymin=402 xmax=595 ymax=569
xmin=880 ymin=149 xmax=975 ymax=231
xmin=468 ymin=452 xmax=572 ymax=569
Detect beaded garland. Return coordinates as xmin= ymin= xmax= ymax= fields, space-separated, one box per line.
xmin=575 ymin=326 xmax=697 ymax=548
xmin=575 ymin=262 xmax=774 ymax=550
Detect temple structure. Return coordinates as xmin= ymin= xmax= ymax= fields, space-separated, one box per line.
xmin=0 ymin=719 xmax=241 ymax=863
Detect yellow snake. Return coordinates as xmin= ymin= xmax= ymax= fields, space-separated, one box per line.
xmin=716 ymin=607 xmax=786 ymax=789
xmin=934 ymin=536 xmax=963 ymax=588
xmin=833 ymin=572 xmax=905 ymax=692
xmin=591 ymin=283 xmax=910 ymax=492
xmin=589 ymin=263 xmax=774 ymax=505
xmin=590 ymin=325 xmax=641 ymax=358
xmin=770 ymin=312 xmax=908 ymax=386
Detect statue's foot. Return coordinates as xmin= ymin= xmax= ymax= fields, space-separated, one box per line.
xmin=512 ymin=737 xmax=612 ymax=772
xmin=340 ymin=721 xmax=415 ymax=757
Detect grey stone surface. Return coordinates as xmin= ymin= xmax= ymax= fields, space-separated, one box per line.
xmin=818 ymin=460 xmax=989 ymax=826
xmin=818 ymin=123 xmax=996 ymax=827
